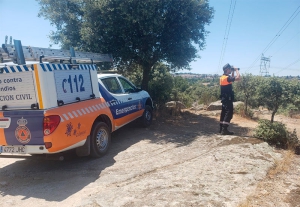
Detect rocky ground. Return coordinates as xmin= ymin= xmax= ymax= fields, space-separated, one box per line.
xmin=0 ymin=109 xmax=299 ymax=207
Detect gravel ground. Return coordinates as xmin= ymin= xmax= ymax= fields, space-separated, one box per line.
xmin=0 ymin=110 xmax=299 ymax=207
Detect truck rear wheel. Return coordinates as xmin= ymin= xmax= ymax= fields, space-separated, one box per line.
xmin=90 ymin=122 xmax=111 ymax=158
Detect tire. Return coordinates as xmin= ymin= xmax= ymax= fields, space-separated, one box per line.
xmin=141 ymin=105 xmax=153 ymax=127
xmin=90 ymin=122 xmax=111 ymax=158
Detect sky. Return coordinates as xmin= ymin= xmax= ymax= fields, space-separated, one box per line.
xmin=0 ymin=0 xmax=299 ymax=76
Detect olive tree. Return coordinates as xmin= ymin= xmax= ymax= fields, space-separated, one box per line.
xmin=234 ymin=74 xmax=258 ymax=113
xmin=37 ymin=0 xmax=214 ymax=90
xmin=256 ymin=77 xmax=294 ymax=123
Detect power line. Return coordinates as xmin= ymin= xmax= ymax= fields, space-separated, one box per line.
xmin=270 ymin=30 xmax=300 ymax=58
xmin=220 ymin=0 xmax=236 ymax=68
xmin=217 ymin=0 xmax=233 ymax=72
xmin=263 ymin=10 xmax=300 ymax=55
xmin=269 ymin=65 xmax=299 ymax=70
xmin=246 ymin=6 xmax=300 ymax=72
xmin=217 ymin=0 xmax=237 ymax=73
xmin=274 ymin=58 xmax=300 ymax=75
xmin=262 ymin=7 xmax=300 ymax=54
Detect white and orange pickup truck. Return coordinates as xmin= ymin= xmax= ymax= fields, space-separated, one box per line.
xmin=0 ymin=39 xmax=153 ymax=159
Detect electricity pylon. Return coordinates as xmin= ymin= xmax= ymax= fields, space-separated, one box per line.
xmin=259 ymin=53 xmax=270 ymax=76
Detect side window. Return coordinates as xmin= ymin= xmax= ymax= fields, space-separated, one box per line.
xmin=119 ymin=77 xmax=136 ymax=93
xmin=101 ymin=77 xmax=123 ymax=94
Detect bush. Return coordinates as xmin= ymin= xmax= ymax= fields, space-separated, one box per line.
xmin=147 ymin=64 xmax=174 ymax=109
xmin=234 ymin=103 xmax=253 ymax=118
xmin=278 ymin=104 xmax=300 ymax=118
xmin=198 ymin=90 xmax=217 ymax=106
xmin=254 ymin=119 xmax=299 ymax=149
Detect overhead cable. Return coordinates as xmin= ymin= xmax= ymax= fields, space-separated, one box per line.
xmin=263 ymin=7 xmax=300 ymax=54
xmin=217 ymin=0 xmax=237 ymax=73
xmin=271 ymin=30 xmax=300 ymax=58
xmin=274 ymin=58 xmax=300 ymax=75
xmin=246 ymin=6 xmax=300 ymax=72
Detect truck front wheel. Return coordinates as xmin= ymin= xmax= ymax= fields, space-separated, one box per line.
xmin=141 ymin=105 xmax=153 ymax=127
xmin=90 ymin=122 xmax=111 ymax=158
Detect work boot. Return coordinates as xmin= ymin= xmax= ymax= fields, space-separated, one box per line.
xmin=221 ymin=125 xmax=234 ymax=135
xmin=219 ymin=123 xmax=223 ymax=134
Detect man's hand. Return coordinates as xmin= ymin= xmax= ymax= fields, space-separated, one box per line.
xmin=234 ymin=67 xmax=241 ymax=81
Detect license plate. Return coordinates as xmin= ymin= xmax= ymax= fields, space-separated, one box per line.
xmin=0 ymin=146 xmax=26 ymax=154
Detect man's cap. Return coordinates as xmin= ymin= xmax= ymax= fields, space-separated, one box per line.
xmin=223 ymin=63 xmax=232 ymax=70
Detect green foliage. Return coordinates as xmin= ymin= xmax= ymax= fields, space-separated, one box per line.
xmin=184 ymin=82 xmax=219 ymax=106
xmin=125 ymin=65 xmax=221 ymax=108
xmin=37 ymin=0 xmax=214 ymax=90
xmin=174 ymin=76 xmax=190 ymax=93
xmin=198 ymin=88 xmax=218 ymax=105
xmin=254 ymin=119 xmax=299 ymax=148
xmin=118 ymin=63 xmax=143 ymax=86
xmin=124 ymin=69 xmax=300 ymax=122
xmin=37 ymin=0 xmax=85 ymax=49
xmin=179 ymin=93 xmax=193 ymax=108
xmin=278 ymin=104 xmax=299 ymax=117
xmin=147 ymin=63 xmax=174 ymax=109
xmin=255 ymin=77 xmax=296 ymax=122
xmin=234 ymin=103 xmax=253 ymax=118
xmin=235 ymin=75 xmax=300 ymax=120
xmin=234 ymin=74 xmax=260 ymax=110
xmin=288 ymin=79 xmax=300 ymax=111
xmin=170 ymin=76 xmax=193 ymax=107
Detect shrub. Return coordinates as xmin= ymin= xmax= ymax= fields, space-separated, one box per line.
xmin=198 ymin=90 xmax=217 ymax=106
xmin=234 ymin=103 xmax=253 ymax=118
xmin=147 ymin=64 xmax=174 ymax=109
xmin=254 ymin=119 xmax=299 ymax=149
xmin=278 ymin=104 xmax=300 ymax=118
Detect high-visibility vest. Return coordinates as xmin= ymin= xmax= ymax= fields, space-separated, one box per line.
xmin=220 ymin=75 xmax=233 ymax=100
xmin=220 ymin=75 xmax=232 ymax=86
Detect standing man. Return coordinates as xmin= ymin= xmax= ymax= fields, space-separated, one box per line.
xmin=219 ymin=63 xmax=241 ymax=135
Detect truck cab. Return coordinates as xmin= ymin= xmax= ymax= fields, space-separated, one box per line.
xmin=0 ymin=39 xmax=153 ymax=159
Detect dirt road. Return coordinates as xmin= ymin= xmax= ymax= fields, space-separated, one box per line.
xmin=0 ymin=110 xmax=299 ymax=207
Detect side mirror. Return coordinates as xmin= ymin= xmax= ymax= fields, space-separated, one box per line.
xmin=135 ymin=87 xmax=142 ymax=92
xmin=126 ymin=88 xmax=135 ymax=93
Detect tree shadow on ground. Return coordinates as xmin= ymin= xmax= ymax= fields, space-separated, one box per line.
xmin=0 ymin=126 xmax=144 ymax=202
xmin=0 ymin=109 xmax=255 ymax=202
xmin=137 ymin=109 xmax=255 ymax=147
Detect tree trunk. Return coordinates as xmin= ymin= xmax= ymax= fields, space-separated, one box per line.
xmin=271 ymin=106 xmax=278 ymax=123
xmin=141 ymin=64 xmax=152 ymax=91
xmin=245 ymin=97 xmax=248 ymax=113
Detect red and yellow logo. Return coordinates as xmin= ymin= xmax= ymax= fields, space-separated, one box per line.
xmin=15 ymin=117 xmax=31 ymax=144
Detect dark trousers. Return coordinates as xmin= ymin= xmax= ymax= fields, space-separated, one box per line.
xmin=220 ymin=100 xmax=233 ymax=125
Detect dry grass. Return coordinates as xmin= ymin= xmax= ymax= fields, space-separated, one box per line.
xmin=237 ymin=150 xmax=295 ymax=207
xmin=267 ymin=149 xmax=294 ymax=178
xmin=237 ymin=198 xmax=253 ymax=207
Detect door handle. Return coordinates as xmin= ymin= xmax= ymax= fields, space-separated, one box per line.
xmin=110 ymin=100 xmax=117 ymax=104
xmin=128 ymin=97 xmax=132 ymax=100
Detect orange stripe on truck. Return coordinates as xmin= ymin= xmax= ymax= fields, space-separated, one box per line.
xmin=114 ymin=110 xmax=144 ymax=129
xmin=33 ymin=64 xmax=44 ymax=109
xmin=44 ymin=98 xmax=113 ymax=153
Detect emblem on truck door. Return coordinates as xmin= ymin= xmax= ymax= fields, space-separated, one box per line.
xmin=15 ymin=117 xmax=31 ymax=144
